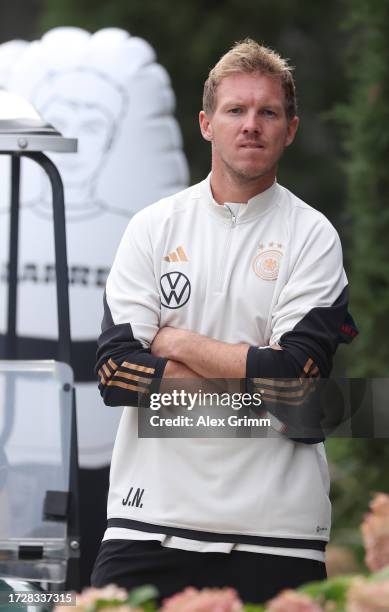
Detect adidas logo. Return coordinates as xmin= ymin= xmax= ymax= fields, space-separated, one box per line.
xmin=163 ymin=246 xmax=188 ymax=262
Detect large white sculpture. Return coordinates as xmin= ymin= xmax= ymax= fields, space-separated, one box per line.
xmin=0 ymin=27 xmax=189 ymax=468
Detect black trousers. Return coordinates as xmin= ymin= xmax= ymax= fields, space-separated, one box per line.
xmin=91 ymin=539 xmax=326 ymax=605
xmin=79 ymin=466 xmax=110 ymax=588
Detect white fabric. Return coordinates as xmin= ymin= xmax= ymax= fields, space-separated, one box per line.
xmin=102 ymin=176 xmax=348 ymax=559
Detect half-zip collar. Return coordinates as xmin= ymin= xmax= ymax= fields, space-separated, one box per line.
xmin=199 ymin=172 xmax=280 ymax=225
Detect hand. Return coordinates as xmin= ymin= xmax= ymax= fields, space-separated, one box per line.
xmin=153 ymin=328 xmax=227 ymax=394
xmin=151 ymin=326 xmax=196 ymax=360
xmin=152 ymin=327 xmax=248 ymax=379
xmin=270 ymin=343 xmax=282 ymax=350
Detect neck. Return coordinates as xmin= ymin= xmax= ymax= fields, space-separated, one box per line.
xmin=210 ymin=162 xmax=276 ymax=204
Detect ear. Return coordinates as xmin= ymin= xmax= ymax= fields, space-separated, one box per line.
xmin=199 ymin=110 xmax=213 ymax=142
xmin=285 ymin=115 xmax=299 ymax=147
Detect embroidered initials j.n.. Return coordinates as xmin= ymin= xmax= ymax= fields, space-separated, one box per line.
xmin=122 ymin=487 xmax=145 ymax=508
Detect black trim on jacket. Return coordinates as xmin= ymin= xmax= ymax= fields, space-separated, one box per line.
xmin=95 ymin=292 xmax=167 ymax=407
xmin=107 ymin=518 xmax=327 ymax=552
xmin=246 ymin=287 xmax=358 ymax=443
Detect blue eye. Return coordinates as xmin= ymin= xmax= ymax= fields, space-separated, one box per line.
xmin=262 ymin=109 xmax=276 ymax=117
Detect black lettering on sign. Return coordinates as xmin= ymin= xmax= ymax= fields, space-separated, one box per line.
xmin=96 ymin=268 xmax=109 ymax=288
xmin=0 ymin=261 xmax=110 ymax=288
xmin=21 ymin=263 xmax=38 ymax=283
xmin=44 ymin=264 xmax=56 ymax=283
xmin=69 ymin=266 xmax=89 ymax=285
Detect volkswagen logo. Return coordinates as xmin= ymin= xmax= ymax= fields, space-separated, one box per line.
xmin=160 ymin=272 xmax=191 ymax=309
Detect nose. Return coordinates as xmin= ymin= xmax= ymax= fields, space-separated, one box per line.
xmin=242 ymin=110 xmax=262 ymax=134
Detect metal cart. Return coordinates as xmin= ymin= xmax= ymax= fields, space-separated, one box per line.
xmin=0 ymin=90 xmax=80 ymax=591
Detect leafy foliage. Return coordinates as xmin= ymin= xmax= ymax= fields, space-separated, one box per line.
xmin=326 ymin=0 xmax=389 ymax=556
xmin=336 ymin=0 xmax=389 ymax=377
xmin=39 ymin=0 xmax=350 ymax=225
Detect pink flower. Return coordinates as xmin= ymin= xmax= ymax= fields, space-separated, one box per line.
xmin=160 ymin=586 xmax=243 ymax=612
xmin=77 ymin=584 xmax=128 ymax=607
xmin=265 ymin=589 xmax=324 ymax=612
xmin=361 ymin=493 xmax=389 ymax=571
xmin=54 ymin=584 xmax=136 ymax=611
xmin=347 ymin=577 xmax=389 ymax=611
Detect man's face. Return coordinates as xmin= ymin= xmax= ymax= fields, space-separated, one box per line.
xmin=199 ymin=72 xmax=299 ymax=183
xmin=41 ymin=98 xmax=113 ymax=184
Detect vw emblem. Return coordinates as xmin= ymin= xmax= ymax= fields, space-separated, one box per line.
xmin=160 ymin=272 xmax=191 ymax=309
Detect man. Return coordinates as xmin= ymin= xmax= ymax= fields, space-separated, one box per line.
xmin=91 ymin=39 xmax=356 ymax=603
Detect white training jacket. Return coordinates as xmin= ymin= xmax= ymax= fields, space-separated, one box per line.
xmin=96 ymin=176 xmax=357 ymax=561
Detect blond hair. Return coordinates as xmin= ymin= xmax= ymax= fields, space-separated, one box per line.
xmin=203 ymin=39 xmax=297 ymax=120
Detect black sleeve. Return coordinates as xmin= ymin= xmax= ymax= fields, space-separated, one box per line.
xmin=95 ymin=292 xmax=167 ymax=407
xmin=246 ymin=287 xmax=358 ymax=443
xmin=247 ymin=287 xmax=357 ymax=380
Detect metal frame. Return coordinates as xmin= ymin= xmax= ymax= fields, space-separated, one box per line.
xmin=1 ymin=144 xmax=80 ymax=590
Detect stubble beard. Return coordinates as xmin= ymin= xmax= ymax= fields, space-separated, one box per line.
xmin=221 ymin=154 xmax=276 ymax=186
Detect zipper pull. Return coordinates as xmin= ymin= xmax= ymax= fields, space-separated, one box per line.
xmin=224 ymin=204 xmax=237 ymax=225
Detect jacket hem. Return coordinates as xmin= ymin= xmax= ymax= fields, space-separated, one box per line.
xmin=107 ymin=517 xmax=327 ymax=551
